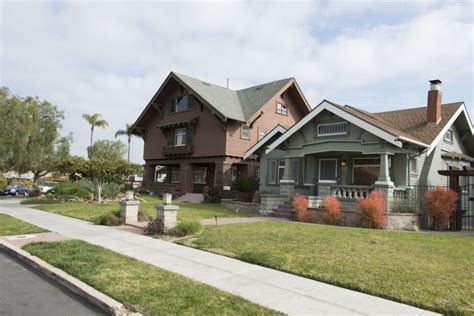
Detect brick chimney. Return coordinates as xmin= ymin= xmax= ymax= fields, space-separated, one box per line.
xmin=427 ymin=79 xmax=442 ymax=124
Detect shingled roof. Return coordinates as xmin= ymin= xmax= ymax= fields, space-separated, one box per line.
xmin=174 ymin=72 xmax=297 ymax=121
xmin=333 ymin=101 xmax=464 ymax=145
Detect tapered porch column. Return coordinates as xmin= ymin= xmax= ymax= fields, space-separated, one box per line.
xmin=280 ymin=158 xmax=295 ymax=198
xmin=374 ymin=153 xmax=394 ymax=214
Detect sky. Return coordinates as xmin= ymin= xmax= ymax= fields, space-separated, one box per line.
xmin=1 ymin=0 xmax=473 ymax=164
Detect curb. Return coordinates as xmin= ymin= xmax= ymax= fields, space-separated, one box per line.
xmin=0 ymin=239 xmax=140 ymax=316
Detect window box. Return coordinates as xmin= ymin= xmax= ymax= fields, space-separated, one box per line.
xmin=163 ymin=144 xmax=193 ymax=156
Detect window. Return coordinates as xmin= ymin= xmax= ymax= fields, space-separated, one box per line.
xmin=258 ymin=128 xmax=267 ymax=141
xmin=155 ymin=166 xmax=167 ymax=183
xmin=255 ymin=166 xmax=260 ymax=179
xmin=410 ymin=159 xmax=417 ymax=175
xmin=317 ymin=122 xmax=347 ymax=136
xmin=444 ymin=129 xmax=453 ymax=143
xmin=319 ymin=159 xmax=337 ymax=183
xmin=241 ymin=125 xmax=250 ymax=140
xmin=231 ymin=165 xmax=238 ymax=182
xmin=193 ymin=167 xmax=207 ymax=184
xmin=278 ymin=160 xmax=285 ymax=181
xmin=170 ymin=167 xmax=180 ymax=183
xmin=169 ymin=95 xmax=194 ymax=113
xmin=276 ymin=103 xmax=288 ymax=115
xmin=174 ymin=128 xmax=186 ymax=147
xmin=353 ymin=158 xmax=380 ymax=185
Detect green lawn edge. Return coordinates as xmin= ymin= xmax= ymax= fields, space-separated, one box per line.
xmin=0 ymin=214 xmax=47 ymax=236
xmin=178 ymin=221 xmax=474 ymax=315
xmin=24 ymin=240 xmax=280 ymax=315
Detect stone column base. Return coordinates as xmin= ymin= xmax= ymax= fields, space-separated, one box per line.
xmin=156 ymin=204 xmax=179 ymax=233
xmin=119 ymin=200 xmax=140 ymax=223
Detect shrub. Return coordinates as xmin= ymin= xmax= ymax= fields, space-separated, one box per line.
xmin=293 ymin=193 xmax=316 ymax=223
xmin=51 ymin=182 xmax=92 ymax=200
xmin=138 ymin=209 xmax=150 ymax=222
xmin=391 ymin=200 xmax=416 ymax=213
xmin=232 ymin=177 xmax=259 ymax=202
xmin=0 ymin=177 xmax=7 ymax=190
xmin=144 ymin=218 xmax=162 ymax=234
xmin=357 ymin=191 xmax=385 ymax=229
xmin=96 ymin=211 xmax=124 ymax=226
xmin=424 ymin=186 xmax=458 ymax=231
xmin=322 ymin=196 xmax=341 ymax=225
xmin=75 ymin=179 xmax=95 ymax=193
xmin=173 ymin=221 xmax=202 ymax=237
xmin=101 ymin=182 xmax=123 ymax=199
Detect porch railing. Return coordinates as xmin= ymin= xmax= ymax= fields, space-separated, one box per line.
xmin=393 ymin=187 xmax=410 ymax=201
xmin=331 ymin=185 xmax=372 ymax=199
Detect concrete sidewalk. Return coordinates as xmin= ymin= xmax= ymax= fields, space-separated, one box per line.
xmin=0 ymin=199 xmax=437 ymax=315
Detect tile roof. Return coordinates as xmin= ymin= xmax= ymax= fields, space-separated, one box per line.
xmin=328 ymin=100 xmax=463 ymax=145
xmin=174 ymin=72 xmax=294 ymax=121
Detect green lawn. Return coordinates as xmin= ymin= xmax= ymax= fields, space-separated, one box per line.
xmin=24 ymin=240 xmax=279 ymax=315
xmin=0 ymin=214 xmax=47 ymax=236
xmin=31 ymin=195 xmax=255 ymax=224
xmin=180 ymin=221 xmax=474 ymax=315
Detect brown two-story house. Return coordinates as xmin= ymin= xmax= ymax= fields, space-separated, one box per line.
xmin=132 ymin=72 xmax=310 ymax=195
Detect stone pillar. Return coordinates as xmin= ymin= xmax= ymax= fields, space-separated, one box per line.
xmin=280 ymin=158 xmax=295 ymax=198
xmin=180 ymin=163 xmax=193 ymax=194
xmin=155 ymin=204 xmax=178 ymax=233
xmin=119 ymin=193 xmax=140 ymax=224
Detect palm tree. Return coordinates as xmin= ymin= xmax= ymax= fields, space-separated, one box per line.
xmin=115 ymin=123 xmax=136 ymax=161
xmin=82 ymin=113 xmax=109 ymax=152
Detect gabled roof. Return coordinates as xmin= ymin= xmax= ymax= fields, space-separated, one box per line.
xmin=243 ymin=125 xmax=287 ymax=160
xmin=133 ymin=72 xmax=310 ymax=132
xmin=266 ymin=99 xmax=473 ymax=155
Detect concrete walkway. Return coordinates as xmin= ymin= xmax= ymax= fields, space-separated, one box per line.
xmin=0 ymin=199 xmax=437 ymax=315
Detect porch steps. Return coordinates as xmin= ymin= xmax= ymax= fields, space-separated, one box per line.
xmin=271 ymin=201 xmax=294 ymax=219
xmin=176 ymin=193 xmax=204 ymax=203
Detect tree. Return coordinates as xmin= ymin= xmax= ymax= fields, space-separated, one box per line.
xmin=114 ymin=123 xmax=137 ymax=161
xmin=87 ymin=139 xmax=126 ymax=161
xmin=82 ymin=113 xmax=108 ymax=155
xmin=0 ymin=87 xmax=71 ymax=184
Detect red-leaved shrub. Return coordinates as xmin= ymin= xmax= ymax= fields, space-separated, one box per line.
xmin=357 ymin=191 xmax=385 ymax=229
xmin=322 ymin=195 xmax=342 ymax=225
xmin=424 ymin=186 xmax=458 ymax=231
xmin=293 ymin=193 xmax=316 ymax=222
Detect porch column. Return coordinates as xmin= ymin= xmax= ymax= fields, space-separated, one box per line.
xmin=180 ymin=163 xmax=193 ymax=194
xmin=375 ymin=153 xmax=394 ymax=185
xmin=143 ymin=163 xmax=156 ymax=187
xmin=374 ymin=153 xmax=394 ymax=214
xmin=280 ymin=158 xmax=295 ymax=198
xmin=214 ymin=161 xmax=233 ymax=187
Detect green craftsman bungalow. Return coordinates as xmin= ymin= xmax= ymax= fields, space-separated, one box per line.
xmin=246 ymin=80 xmax=474 ymax=229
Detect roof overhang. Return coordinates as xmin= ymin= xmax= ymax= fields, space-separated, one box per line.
xmin=426 ymin=103 xmax=474 ymax=156
xmin=266 ymin=100 xmax=403 ymax=154
xmin=244 ymin=125 xmax=287 ymax=160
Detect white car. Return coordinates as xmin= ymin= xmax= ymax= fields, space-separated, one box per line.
xmin=38 ymin=182 xmax=55 ymax=193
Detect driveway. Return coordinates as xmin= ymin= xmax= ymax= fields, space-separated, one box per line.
xmin=0 ymin=250 xmax=105 ymax=316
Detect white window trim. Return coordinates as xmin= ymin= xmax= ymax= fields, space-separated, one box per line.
xmin=317 ymin=122 xmax=348 ymax=137
xmin=318 ymin=158 xmax=338 ymax=183
xmin=240 ymin=125 xmax=250 ymax=140
xmin=174 ymin=128 xmax=186 ymax=147
xmin=276 ymin=102 xmax=288 ymax=115
xmin=443 ymin=129 xmax=453 ymax=143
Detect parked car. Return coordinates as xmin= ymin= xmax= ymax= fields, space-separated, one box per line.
xmin=3 ymin=185 xmax=29 ymax=196
xmin=38 ymin=181 xmax=56 ymax=194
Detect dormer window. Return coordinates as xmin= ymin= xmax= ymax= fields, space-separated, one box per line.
xmin=169 ymin=95 xmax=194 ymax=113
xmin=276 ymin=103 xmax=288 ymax=115
xmin=444 ymin=129 xmax=453 ymax=143
xmin=317 ymin=122 xmax=347 ymax=136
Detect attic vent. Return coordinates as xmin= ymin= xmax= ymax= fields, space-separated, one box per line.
xmin=317 ymin=122 xmax=348 ymax=136
xmin=202 ymin=82 xmax=211 ymax=86
xmin=255 ymin=86 xmax=263 ymax=90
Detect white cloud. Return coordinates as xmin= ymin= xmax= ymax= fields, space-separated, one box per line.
xmin=1 ymin=0 xmax=472 ymax=163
